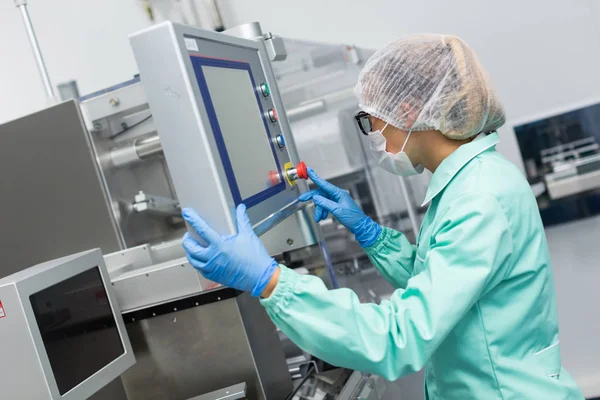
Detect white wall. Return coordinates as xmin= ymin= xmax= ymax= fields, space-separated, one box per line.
xmin=2 ymin=0 xmax=600 ymax=396
xmin=0 ymin=0 xmax=152 ymax=124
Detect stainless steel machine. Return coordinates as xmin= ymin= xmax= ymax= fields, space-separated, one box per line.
xmin=0 ymin=19 xmax=338 ymax=399
xmin=0 ymin=15 xmax=422 ymax=398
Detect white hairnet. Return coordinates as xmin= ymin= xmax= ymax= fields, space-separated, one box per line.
xmin=355 ymin=34 xmax=506 ymax=140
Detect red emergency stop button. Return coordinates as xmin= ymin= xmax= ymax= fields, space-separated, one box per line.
xmin=285 ymin=161 xmax=309 ymax=183
xmin=296 ymin=161 xmax=308 ymax=180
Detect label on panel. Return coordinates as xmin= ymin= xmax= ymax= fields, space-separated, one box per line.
xmin=184 ymin=38 xmax=199 ymax=52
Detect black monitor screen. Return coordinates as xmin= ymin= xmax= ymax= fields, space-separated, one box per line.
xmin=30 ymin=267 xmax=124 ymax=395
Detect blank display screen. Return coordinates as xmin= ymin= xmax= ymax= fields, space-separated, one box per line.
xmin=30 ymin=267 xmax=123 ymax=395
xmin=202 ymin=65 xmax=279 ymax=200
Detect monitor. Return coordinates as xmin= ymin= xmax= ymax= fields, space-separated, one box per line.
xmin=191 ymin=57 xmax=285 ymax=207
xmin=0 ymin=249 xmax=135 ymax=399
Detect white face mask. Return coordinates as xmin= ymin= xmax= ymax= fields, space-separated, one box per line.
xmin=367 ymin=123 xmax=425 ymax=176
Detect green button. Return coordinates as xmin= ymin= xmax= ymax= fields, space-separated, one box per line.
xmin=260 ymin=83 xmax=270 ymax=97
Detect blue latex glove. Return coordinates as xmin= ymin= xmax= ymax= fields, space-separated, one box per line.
xmin=298 ymin=168 xmax=382 ymax=247
xmin=182 ymin=204 xmax=278 ymax=297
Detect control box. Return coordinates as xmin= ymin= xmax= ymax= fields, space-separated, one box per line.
xmin=130 ymin=22 xmax=316 ymax=253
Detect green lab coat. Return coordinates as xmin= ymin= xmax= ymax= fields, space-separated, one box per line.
xmin=261 ymin=133 xmax=584 ymax=399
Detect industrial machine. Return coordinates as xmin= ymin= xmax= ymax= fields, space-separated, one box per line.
xmin=0 ymin=250 xmax=134 ymax=399
xmin=0 ymin=15 xmax=409 ymax=399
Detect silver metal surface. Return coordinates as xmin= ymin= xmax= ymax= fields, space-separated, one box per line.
xmin=135 ymin=134 xmax=163 ymax=159
xmin=224 ymin=21 xmax=263 ymax=39
xmin=111 ymin=256 xmax=207 ymax=313
xmin=104 ymin=202 xmax=313 ymax=312
xmin=149 ymin=239 xmax=187 ymax=263
xmin=336 ymin=371 xmax=364 ymax=400
xmin=81 ymin=81 xmax=185 ymax=248
xmin=0 ymin=250 xmax=135 ymax=400
xmin=187 ymin=383 xmax=246 ymax=400
xmin=0 ymin=101 xmax=124 ymax=278
xmin=104 ymin=243 xmax=153 ymax=277
xmin=15 ymin=0 xmax=56 ymax=102
xmin=265 ymin=35 xmax=287 ymax=61
xmin=109 ymin=134 xmax=163 ymax=168
xmin=133 ymin=190 xmax=180 ymax=216
xmin=104 ymin=241 xmax=209 ymax=313
xmin=79 ymin=81 xmax=149 ymax=131
xmin=57 ymin=80 xmax=80 ymax=101
xmin=121 ymin=294 xmax=292 ymax=400
xmin=110 ymin=142 xmax=142 ymax=168
xmin=287 ymin=167 xmax=300 ymax=181
xmin=252 ymin=200 xmax=308 ymax=236
xmin=253 ymin=200 xmax=321 ymax=256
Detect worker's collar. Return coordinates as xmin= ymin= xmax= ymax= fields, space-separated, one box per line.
xmin=421 ymin=132 xmax=499 ymax=207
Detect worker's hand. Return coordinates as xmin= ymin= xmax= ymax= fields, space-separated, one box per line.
xmin=298 ymin=168 xmax=381 ymax=247
xmin=182 ymin=204 xmax=278 ymax=297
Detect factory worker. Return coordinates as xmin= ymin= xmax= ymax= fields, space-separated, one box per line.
xmin=182 ymin=34 xmax=584 ymax=399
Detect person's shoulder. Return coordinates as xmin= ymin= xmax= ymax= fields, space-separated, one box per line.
xmin=443 ymin=150 xmax=533 ymax=209
xmin=474 ymin=150 xmax=531 ymax=196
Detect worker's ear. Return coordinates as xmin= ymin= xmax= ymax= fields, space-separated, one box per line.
xmin=399 ymin=103 xmax=420 ymax=129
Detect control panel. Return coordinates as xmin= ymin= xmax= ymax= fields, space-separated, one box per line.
xmin=130 ymin=22 xmax=315 ymax=251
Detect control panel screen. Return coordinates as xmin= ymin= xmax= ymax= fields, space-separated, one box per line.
xmin=30 ymin=267 xmax=124 ymax=395
xmin=200 ymin=62 xmax=282 ymax=203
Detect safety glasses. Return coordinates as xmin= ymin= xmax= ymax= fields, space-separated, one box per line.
xmin=354 ymin=111 xmax=372 ymax=136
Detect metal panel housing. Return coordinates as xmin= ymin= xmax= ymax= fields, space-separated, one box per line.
xmin=129 ymin=22 xmax=317 ymax=254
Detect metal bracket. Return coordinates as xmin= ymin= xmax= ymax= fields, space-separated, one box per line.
xmin=263 ymin=32 xmax=287 ymax=61
xmin=225 ymin=23 xmax=287 ymax=61
xmin=133 ymin=190 xmax=180 ymax=216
